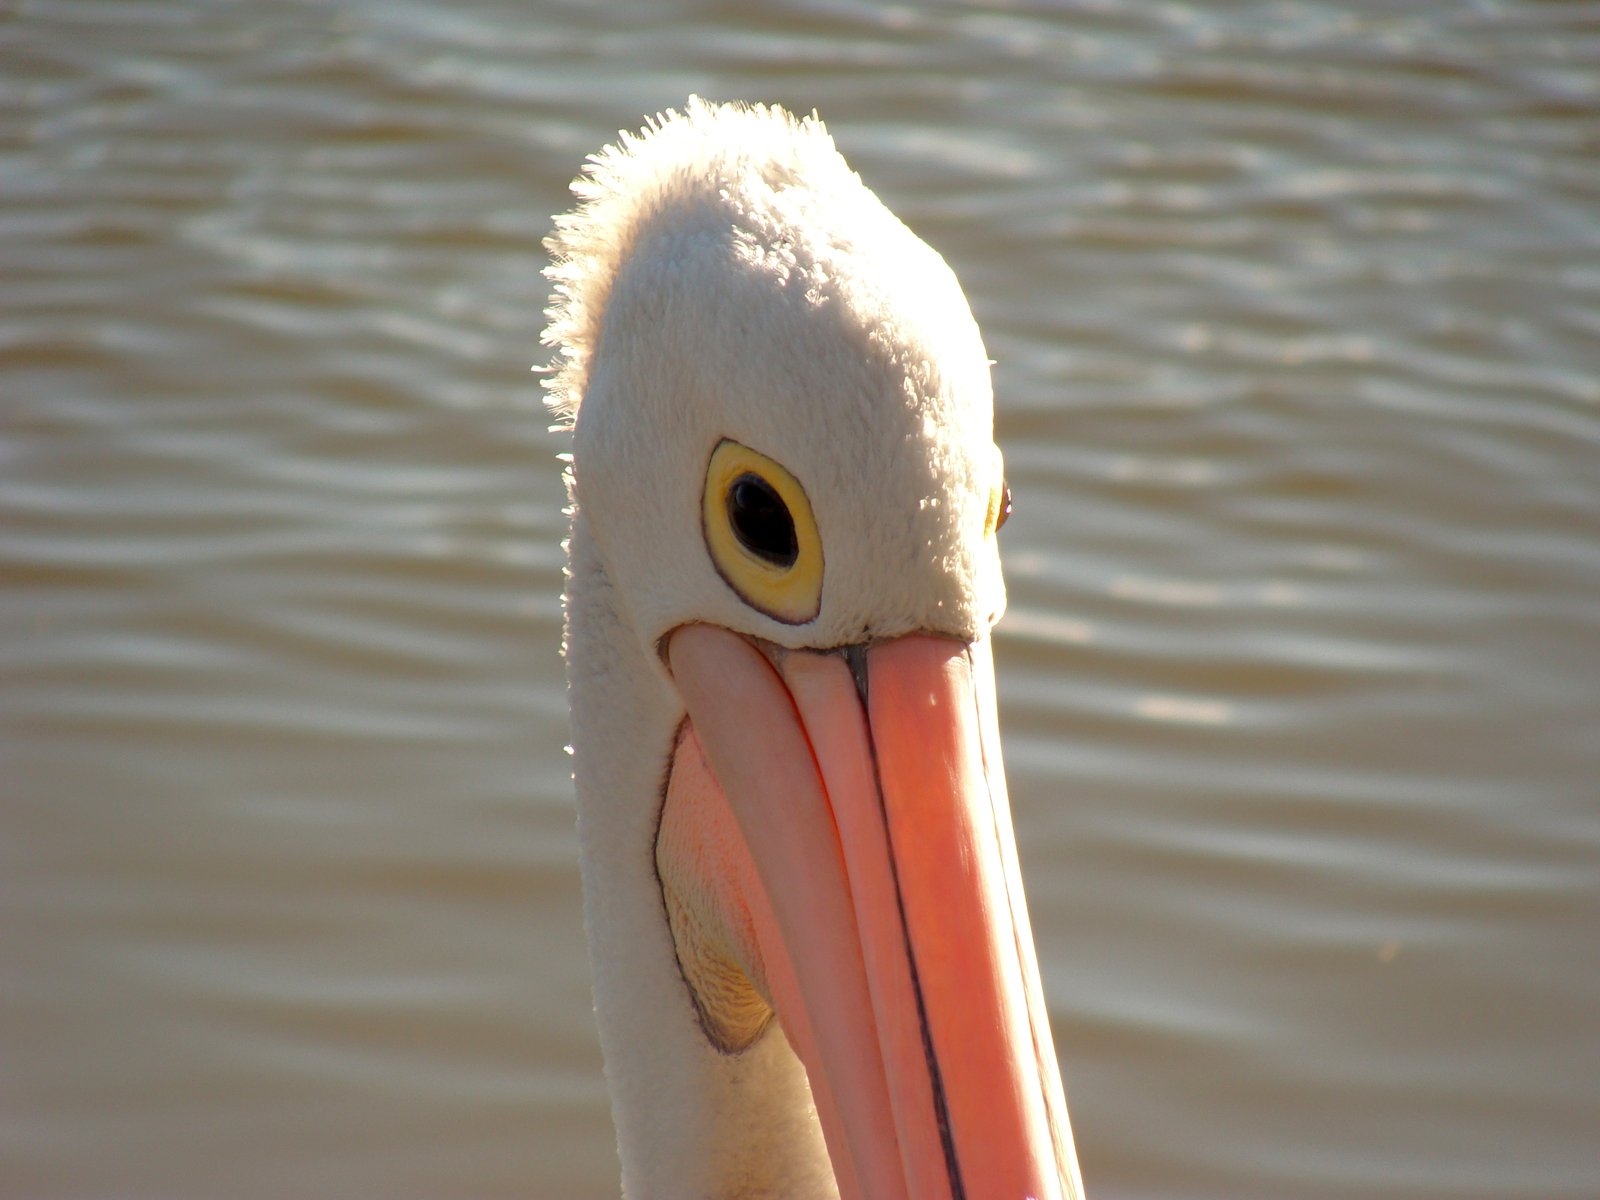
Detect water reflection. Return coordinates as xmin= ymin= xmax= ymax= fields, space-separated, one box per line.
xmin=4 ymin=1 xmax=1598 ymax=1198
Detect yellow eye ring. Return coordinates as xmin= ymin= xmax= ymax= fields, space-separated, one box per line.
xmin=701 ymin=439 xmax=823 ymax=624
xmin=984 ymin=445 xmax=1011 ymax=538
xmin=986 ymin=479 xmax=1012 ymax=537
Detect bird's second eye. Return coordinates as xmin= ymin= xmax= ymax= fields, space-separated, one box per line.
xmin=702 ymin=439 xmax=823 ymax=624
xmin=727 ymin=474 xmax=798 ymax=567
xmin=985 ymin=461 xmax=1013 ymax=538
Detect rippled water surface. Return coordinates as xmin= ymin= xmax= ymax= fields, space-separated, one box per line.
xmin=4 ymin=2 xmax=1598 ymax=1197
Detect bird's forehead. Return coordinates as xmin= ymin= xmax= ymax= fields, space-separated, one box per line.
xmin=610 ymin=186 xmax=995 ymax=489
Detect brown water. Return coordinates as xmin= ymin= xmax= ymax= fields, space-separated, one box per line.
xmin=3 ymin=3 xmax=1598 ymax=1198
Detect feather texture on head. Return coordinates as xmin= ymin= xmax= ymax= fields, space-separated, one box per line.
xmin=544 ymin=98 xmax=859 ymax=425
xmin=542 ymin=97 xmax=1006 ymax=653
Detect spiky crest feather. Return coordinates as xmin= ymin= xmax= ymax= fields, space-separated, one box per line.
xmin=541 ymin=97 xmax=854 ymax=425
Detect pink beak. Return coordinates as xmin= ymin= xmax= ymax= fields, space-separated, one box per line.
xmin=665 ymin=624 xmax=1085 ymax=1200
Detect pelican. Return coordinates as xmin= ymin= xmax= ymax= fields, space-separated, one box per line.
xmin=546 ymin=98 xmax=1086 ymax=1200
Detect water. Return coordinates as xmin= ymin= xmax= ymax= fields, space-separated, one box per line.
xmin=3 ymin=2 xmax=1598 ymax=1197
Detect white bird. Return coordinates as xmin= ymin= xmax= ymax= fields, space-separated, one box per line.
xmin=545 ymin=98 xmax=1086 ymax=1200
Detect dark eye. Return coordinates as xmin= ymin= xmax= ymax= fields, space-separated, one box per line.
xmin=996 ymin=481 xmax=1013 ymax=531
xmin=727 ymin=473 xmax=799 ymax=567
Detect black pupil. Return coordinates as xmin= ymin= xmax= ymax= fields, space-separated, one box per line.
xmin=727 ymin=473 xmax=798 ymax=567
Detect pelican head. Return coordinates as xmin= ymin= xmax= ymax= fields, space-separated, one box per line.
xmin=547 ymin=98 xmax=1084 ymax=1200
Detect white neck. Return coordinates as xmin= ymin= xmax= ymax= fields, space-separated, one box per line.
xmin=565 ymin=513 xmax=839 ymax=1199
